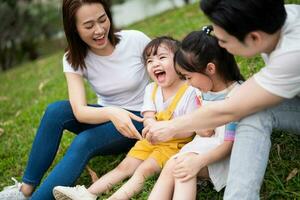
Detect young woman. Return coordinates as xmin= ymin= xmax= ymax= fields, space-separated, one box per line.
xmin=0 ymin=0 xmax=150 ymax=199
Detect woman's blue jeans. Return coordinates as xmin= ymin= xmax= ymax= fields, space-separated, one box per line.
xmin=22 ymin=100 xmax=143 ymax=200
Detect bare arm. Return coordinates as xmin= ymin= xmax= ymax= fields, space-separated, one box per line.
xmin=66 ymin=73 xmax=142 ymax=139
xmin=201 ymin=141 xmax=233 ymax=166
xmin=66 ymin=73 xmax=111 ymax=124
xmin=145 ymin=77 xmax=284 ymax=140
xmin=142 ymin=111 xmax=156 ymax=127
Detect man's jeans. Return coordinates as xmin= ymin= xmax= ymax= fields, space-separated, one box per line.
xmin=224 ymin=97 xmax=300 ymax=200
xmin=22 ymin=100 xmax=143 ymax=200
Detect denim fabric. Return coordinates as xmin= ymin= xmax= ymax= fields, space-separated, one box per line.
xmin=224 ymin=97 xmax=300 ymax=200
xmin=22 ymin=100 xmax=143 ymax=200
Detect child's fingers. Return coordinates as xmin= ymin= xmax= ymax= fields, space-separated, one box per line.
xmin=173 ymin=166 xmax=186 ymax=175
xmin=179 ymin=175 xmax=193 ymax=182
xmin=145 ymin=131 xmax=153 ymax=143
xmin=174 ymin=171 xmax=187 ymax=179
xmin=142 ymin=126 xmax=150 ymax=138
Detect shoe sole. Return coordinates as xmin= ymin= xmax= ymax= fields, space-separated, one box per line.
xmin=53 ymin=189 xmax=73 ymax=200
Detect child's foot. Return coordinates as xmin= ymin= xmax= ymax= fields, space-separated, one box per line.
xmin=0 ymin=177 xmax=29 ymax=200
xmin=53 ymin=185 xmax=97 ymax=200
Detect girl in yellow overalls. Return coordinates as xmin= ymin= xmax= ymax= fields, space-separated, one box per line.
xmin=52 ymin=36 xmax=198 ymax=200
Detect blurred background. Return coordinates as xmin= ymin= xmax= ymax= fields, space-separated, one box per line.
xmin=0 ymin=0 xmax=195 ymax=72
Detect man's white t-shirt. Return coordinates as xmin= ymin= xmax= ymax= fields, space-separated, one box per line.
xmin=254 ymin=4 xmax=300 ymax=98
xmin=141 ymin=82 xmax=198 ymax=118
xmin=63 ymin=30 xmax=151 ymax=111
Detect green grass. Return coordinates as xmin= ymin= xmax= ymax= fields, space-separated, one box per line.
xmin=0 ymin=2 xmax=299 ymax=200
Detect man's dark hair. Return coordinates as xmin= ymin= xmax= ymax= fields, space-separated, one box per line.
xmin=200 ymin=0 xmax=287 ymax=42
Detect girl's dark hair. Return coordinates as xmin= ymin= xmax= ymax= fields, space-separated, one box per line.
xmin=200 ymin=0 xmax=286 ymax=42
xmin=175 ymin=25 xmax=245 ymax=83
xmin=142 ymin=36 xmax=180 ymax=65
xmin=62 ymin=0 xmax=120 ymax=70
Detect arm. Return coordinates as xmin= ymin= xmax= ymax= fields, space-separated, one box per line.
xmin=66 ymin=72 xmax=111 ymax=124
xmin=173 ymin=141 xmax=233 ymax=182
xmin=200 ymin=141 xmax=233 ymax=166
xmin=66 ymin=73 xmax=142 ymax=139
xmin=144 ymin=77 xmax=284 ymax=140
xmin=142 ymin=111 xmax=156 ymax=127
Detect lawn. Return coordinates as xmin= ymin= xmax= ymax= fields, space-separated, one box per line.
xmin=0 ymin=2 xmax=299 ymax=200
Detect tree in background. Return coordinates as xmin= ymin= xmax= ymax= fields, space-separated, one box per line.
xmin=0 ymin=0 xmax=61 ymax=71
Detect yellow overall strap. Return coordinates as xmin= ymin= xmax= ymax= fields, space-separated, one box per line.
xmin=155 ymin=83 xmax=189 ymax=121
xmin=151 ymin=83 xmax=158 ymax=102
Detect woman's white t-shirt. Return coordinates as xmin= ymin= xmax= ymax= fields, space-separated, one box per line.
xmin=63 ymin=30 xmax=151 ymax=111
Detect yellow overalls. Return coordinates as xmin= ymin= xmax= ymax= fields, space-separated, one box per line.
xmin=127 ymin=83 xmax=194 ymax=168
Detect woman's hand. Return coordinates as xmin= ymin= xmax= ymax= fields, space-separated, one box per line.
xmin=173 ymin=153 xmax=208 ymax=182
xmin=108 ymin=107 xmax=143 ymax=140
xmin=142 ymin=120 xmax=175 ymax=144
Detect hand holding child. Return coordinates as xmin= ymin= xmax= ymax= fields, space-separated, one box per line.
xmin=142 ymin=120 xmax=175 ymax=144
xmin=173 ymin=153 xmax=208 ymax=182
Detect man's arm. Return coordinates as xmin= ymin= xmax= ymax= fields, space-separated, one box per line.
xmin=145 ymin=77 xmax=284 ymax=141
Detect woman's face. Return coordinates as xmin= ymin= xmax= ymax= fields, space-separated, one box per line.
xmin=176 ymin=64 xmax=213 ymax=92
xmin=75 ymin=3 xmax=112 ymax=55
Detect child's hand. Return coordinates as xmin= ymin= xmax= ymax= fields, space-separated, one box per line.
xmin=173 ymin=153 xmax=207 ymax=182
xmin=196 ymin=129 xmax=215 ymax=137
xmin=143 ymin=117 xmax=156 ymax=127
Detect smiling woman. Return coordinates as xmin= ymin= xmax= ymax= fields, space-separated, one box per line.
xmin=75 ymin=3 xmax=113 ymax=56
xmin=0 ymin=0 xmax=151 ymax=200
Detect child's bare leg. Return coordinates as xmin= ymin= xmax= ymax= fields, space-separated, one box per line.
xmin=108 ymin=158 xmax=160 ymax=200
xmin=148 ymin=158 xmax=177 ymax=200
xmin=173 ymin=166 xmax=209 ymax=200
xmin=173 ymin=177 xmax=197 ymax=200
xmin=21 ymin=183 xmax=35 ymax=197
xmin=88 ymin=156 xmax=142 ymax=196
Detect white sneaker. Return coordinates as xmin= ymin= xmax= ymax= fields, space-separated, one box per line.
xmin=0 ymin=177 xmax=28 ymax=200
xmin=53 ymin=185 xmax=97 ymax=200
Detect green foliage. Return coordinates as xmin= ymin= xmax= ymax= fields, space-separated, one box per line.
xmin=285 ymin=0 xmax=300 ymax=4
xmin=0 ymin=2 xmax=299 ymax=200
xmin=0 ymin=1 xmax=61 ymax=71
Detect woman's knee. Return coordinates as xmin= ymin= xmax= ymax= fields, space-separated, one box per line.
xmin=44 ymin=100 xmax=73 ymax=119
xmin=69 ymin=132 xmax=96 ymax=153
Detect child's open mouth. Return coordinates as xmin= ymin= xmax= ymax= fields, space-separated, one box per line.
xmin=154 ymin=70 xmax=166 ymax=83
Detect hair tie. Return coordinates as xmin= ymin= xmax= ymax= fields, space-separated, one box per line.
xmin=202 ymin=25 xmax=213 ymax=35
